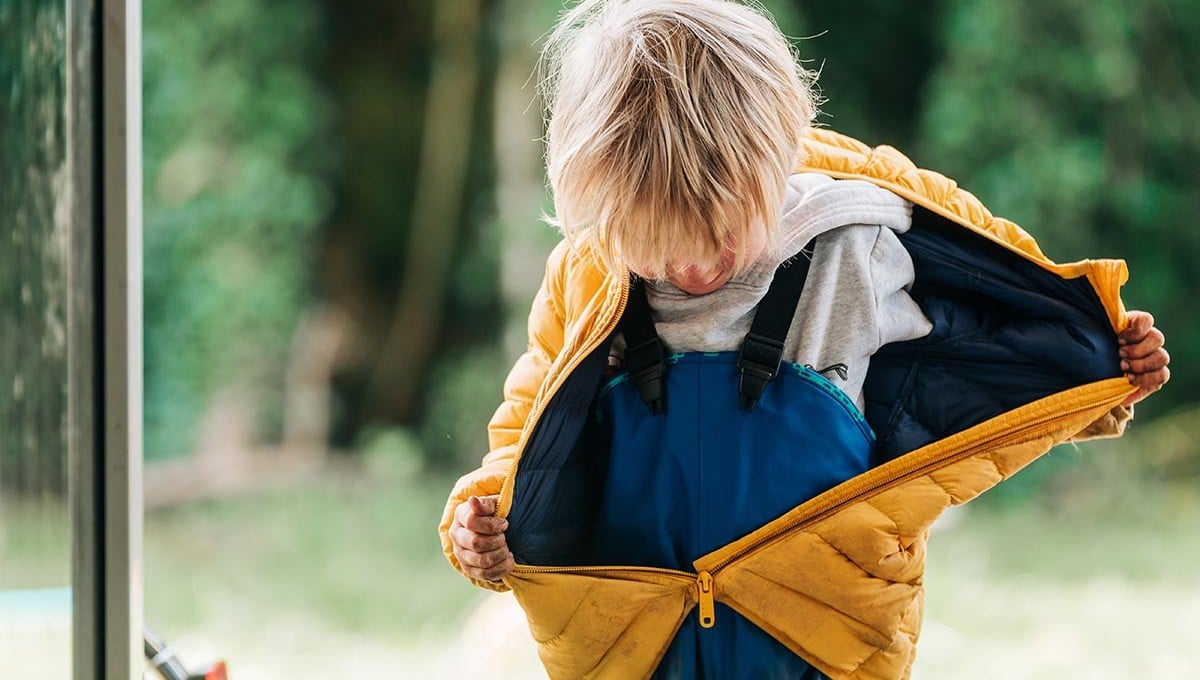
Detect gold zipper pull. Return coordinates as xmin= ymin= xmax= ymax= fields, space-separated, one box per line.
xmin=696 ymin=571 xmax=715 ymax=629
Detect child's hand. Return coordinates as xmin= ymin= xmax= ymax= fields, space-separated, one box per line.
xmin=450 ymin=495 xmax=515 ymax=582
xmin=1119 ymin=310 xmax=1170 ymax=407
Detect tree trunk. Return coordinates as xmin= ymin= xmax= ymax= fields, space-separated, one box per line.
xmin=494 ymin=0 xmax=558 ymax=359
xmin=365 ymin=0 xmax=484 ymax=420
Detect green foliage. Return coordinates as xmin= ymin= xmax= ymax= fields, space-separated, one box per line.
xmin=135 ymin=0 xmax=1196 ymax=476
xmin=973 ymin=403 xmax=1200 ymax=516
xmin=974 ymin=445 xmax=1086 ymax=509
xmin=918 ymin=0 xmax=1200 ymax=418
xmin=142 ymin=0 xmax=332 ymax=458
xmin=0 ymin=2 xmax=69 ymax=493
xmin=789 ymin=0 xmax=948 ymax=147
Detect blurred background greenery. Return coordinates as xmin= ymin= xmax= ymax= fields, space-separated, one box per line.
xmin=4 ymin=0 xmax=1199 ymax=677
xmin=139 ymin=0 xmax=1200 ymax=473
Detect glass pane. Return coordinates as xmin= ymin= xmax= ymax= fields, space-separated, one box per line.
xmin=0 ymin=3 xmax=74 ymax=678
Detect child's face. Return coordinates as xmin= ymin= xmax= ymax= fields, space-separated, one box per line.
xmin=661 ymin=227 xmax=768 ymax=295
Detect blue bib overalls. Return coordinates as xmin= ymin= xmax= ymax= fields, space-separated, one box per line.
xmin=586 ymin=253 xmax=875 ymax=679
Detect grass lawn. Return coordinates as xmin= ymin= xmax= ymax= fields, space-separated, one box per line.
xmin=4 ymin=451 xmax=1199 ymax=678
xmin=917 ymin=506 xmax=1200 ymax=679
xmin=138 ymin=462 xmax=1200 ymax=680
xmin=142 ymin=461 xmax=483 ymax=665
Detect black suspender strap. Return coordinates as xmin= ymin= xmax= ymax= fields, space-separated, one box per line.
xmin=622 ymin=276 xmax=667 ymax=415
xmin=737 ymin=242 xmax=815 ymax=411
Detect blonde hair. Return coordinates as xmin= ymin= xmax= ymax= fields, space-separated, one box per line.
xmin=539 ymin=0 xmax=818 ymax=278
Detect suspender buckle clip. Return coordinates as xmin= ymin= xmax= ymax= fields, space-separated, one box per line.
xmin=626 ymin=337 xmax=666 ymax=415
xmin=737 ymin=333 xmax=784 ymax=411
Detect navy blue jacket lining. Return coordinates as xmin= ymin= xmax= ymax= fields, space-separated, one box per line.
xmin=507 ymin=206 xmax=1123 ymax=565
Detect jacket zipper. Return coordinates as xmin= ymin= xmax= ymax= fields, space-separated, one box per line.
xmin=701 ymin=386 xmax=1123 ymax=575
xmin=696 ymin=571 xmax=716 ymax=628
xmin=508 ymin=381 xmax=1128 ymax=629
xmin=508 ymin=563 xmax=716 ymax=628
xmin=498 ymin=273 xmax=631 ymax=518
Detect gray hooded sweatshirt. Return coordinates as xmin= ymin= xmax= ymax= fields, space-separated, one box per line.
xmin=626 ymin=172 xmax=933 ymax=413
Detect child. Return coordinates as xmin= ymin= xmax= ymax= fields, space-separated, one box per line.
xmin=440 ymin=1 xmax=1170 ymax=678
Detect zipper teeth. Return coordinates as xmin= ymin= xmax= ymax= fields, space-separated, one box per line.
xmin=706 ymin=396 xmax=1109 ymax=574
xmin=512 ymin=563 xmax=694 ymax=578
xmin=499 ymin=275 xmax=630 ymax=517
xmin=499 ymin=269 xmax=1124 ymax=575
xmin=509 ymin=395 xmax=1104 ymax=580
xmin=507 ymin=387 xmax=1121 ymax=579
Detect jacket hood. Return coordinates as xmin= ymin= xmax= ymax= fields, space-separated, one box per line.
xmin=778 ymin=171 xmax=913 ymax=251
xmin=794 ymin=128 xmax=1129 ymax=334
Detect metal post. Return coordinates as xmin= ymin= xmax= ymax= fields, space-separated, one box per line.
xmin=102 ymin=0 xmax=142 ymax=677
xmin=68 ymin=0 xmax=101 ymax=673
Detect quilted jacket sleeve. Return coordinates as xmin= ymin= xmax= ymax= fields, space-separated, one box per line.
xmin=438 ymin=241 xmax=570 ymax=591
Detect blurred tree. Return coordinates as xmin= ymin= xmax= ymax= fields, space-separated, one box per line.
xmin=142 ymin=0 xmax=332 ymax=459
xmin=136 ymin=0 xmax=1194 ymax=474
xmin=492 ymin=0 xmax=561 ymax=360
xmin=315 ymin=0 xmax=504 ymax=464
xmin=365 ymin=0 xmax=486 ymax=424
xmin=0 ymin=2 xmax=69 ymax=493
xmin=788 ymin=0 xmax=949 ymax=149
xmin=918 ymin=0 xmax=1199 ymax=419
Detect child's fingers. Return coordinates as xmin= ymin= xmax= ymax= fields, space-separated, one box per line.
xmin=468 ymin=494 xmax=500 ymax=517
xmin=455 ymin=495 xmax=499 ymax=529
xmin=479 ymin=553 xmax=516 ymax=582
xmin=1119 ymin=328 xmax=1165 ymax=360
xmin=1127 ymin=365 xmax=1170 ymax=391
xmin=456 ymin=544 xmax=508 ymax=573
xmin=463 ymin=512 xmax=509 ymax=536
xmin=1119 ymin=311 xmax=1154 ymax=344
xmin=454 ymin=499 xmax=476 ymax=528
xmin=451 ymin=495 xmax=515 ymax=581
xmin=1120 ymin=348 xmax=1170 ymax=375
xmin=1122 ymin=366 xmax=1170 ymax=407
xmin=450 ymin=523 xmax=508 ymax=554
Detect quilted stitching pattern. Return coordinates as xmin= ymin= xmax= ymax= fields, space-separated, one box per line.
xmin=713 ymin=397 xmax=1119 ymax=679
xmin=798 ymin=129 xmax=1048 ymax=262
xmin=507 ymin=570 xmax=695 ymax=680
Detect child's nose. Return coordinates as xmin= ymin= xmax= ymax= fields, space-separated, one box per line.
xmin=667 ymin=263 xmax=732 ymax=295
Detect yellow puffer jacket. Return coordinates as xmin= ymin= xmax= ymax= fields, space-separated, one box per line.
xmin=438 ymin=128 xmax=1135 ymax=679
